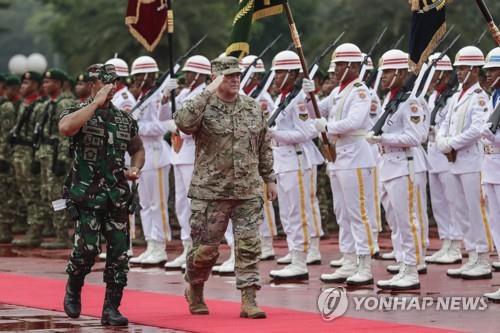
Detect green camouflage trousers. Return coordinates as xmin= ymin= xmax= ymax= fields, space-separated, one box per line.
xmin=39 ymin=155 xmax=66 ymax=231
xmin=66 ymin=202 xmax=130 ymax=286
xmin=12 ymin=147 xmax=47 ymax=226
xmin=185 ymin=197 xmax=262 ymax=290
xmin=0 ymin=166 xmax=17 ymax=226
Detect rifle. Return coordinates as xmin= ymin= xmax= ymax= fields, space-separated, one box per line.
xmin=474 ymin=0 xmax=500 ymax=46
xmin=391 ymin=34 xmax=405 ymax=49
xmin=127 ymin=181 xmax=141 ymax=215
xmin=371 ymin=32 xmax=458 ymax=135
xmin=240 ymin=34 xmax=282 ymax=89
xmin=131 ymin=34 xmax=208 ymax=115
xmin=359 ymin=26 xmax=388 ymax=83
xmin=267 ymin=31 xmax=345 ymax=127
xmin=488 ymin=103 xmax=500 ymax=134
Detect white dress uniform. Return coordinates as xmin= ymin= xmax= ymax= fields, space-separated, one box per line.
xmin=134 ymin=93 xmax=173 ymax=245
xmin=315 ymin=78 xmax=377 ymax=285
xmin=112 ymin=85 xmax=137 ymax=113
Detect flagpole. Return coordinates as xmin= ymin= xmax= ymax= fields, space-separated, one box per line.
xmin=167 ymin=0 xmax=176 ymax=112
xmin=474 ymin=0 xmax=500 ymax=46
xmin=282 ymin=1 xmax=335 ymax=162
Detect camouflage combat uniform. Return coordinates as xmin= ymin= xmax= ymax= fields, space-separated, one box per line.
xmin=61 ymin=101 xmax=139 ymax=286
xmin=33 ymin=94 xmax=74 ymax=238
xmin=0 ymin=97 xmax=18 ymax=242
xmin=174 ymin=75 xmax=275 ymax=290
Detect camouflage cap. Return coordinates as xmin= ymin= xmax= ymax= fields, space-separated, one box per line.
xmin=5 ymin=75 xmax=21 ymax=86
xmin=211 ymin=56 xmax=241 ymax=76
xmin=22 ymin=71 xmax=43 ymax=84
xmin=44 ymin=68 xmax=67 ymax=82
xmin=87 ymin=63 xmax=118 ymax=84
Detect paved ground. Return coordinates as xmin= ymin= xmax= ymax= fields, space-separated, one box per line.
xmin=1 ymin=229 xmax=499 ymax=332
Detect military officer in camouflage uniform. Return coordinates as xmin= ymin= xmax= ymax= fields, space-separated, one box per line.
xmin=0 ymin=76 xmax=21 ymax=243
xmin=11 ymin=72 xmax=47 ymax=246
xmin=174 ymin=56 xmax=277 ymax=319
xmin=59 ymin=64 xmax=145 ymax=326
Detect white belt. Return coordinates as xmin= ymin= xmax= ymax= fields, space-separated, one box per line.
xmin=335 ymin=130 xmax=367 ymax=146
xmin=379 ymin=146 xmax=408 ymax=155
xmin=484 ymin=145 xmax=500 ymax=155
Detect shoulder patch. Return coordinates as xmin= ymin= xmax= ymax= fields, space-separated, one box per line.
xmin=474 ymin=88 xmax=483 ymax=94
xmin=478 ymin=98 xmax=486 ymax=107
xmin=354 ymin=82 xmax=362 ymax=87
xmin=410 ymin=116 xmax=421 ymax=124
xmin=410 ymin=104 xmax=419 ymax=113
xmin=122 ymin=92 xmax=128 ymax=99
xmin=358 ymin=91 xmax=367 ymax=99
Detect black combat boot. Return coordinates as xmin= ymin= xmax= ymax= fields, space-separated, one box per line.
xmin=63 ymin=276 xmax=84 ymax=318
xmin=101 ymin=284 xmax=129 ymax=326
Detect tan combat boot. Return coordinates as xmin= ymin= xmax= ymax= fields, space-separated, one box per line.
xmin=240 ymin=287 xmax=266 ymax=319
xmin=184 ymin=284 xmax=209 ymax=315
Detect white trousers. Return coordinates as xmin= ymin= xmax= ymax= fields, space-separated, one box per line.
xmin=414 ymin=172 xmax=429 ymax=250
xmin=381 ymin=175 xmax=423 ymax=265
xmin=309 ymin=166 xmax=324 ymax=238
xmin=448 ymin=172 xmax=492 ymax=253
xmin=277 ymin=169 xmax=313 ymax=253
xmin=173 ymin=164 xmax=194 ymax=242
xmin=483 ymin=183 xmax=500 ymax=253
xmin=429 ymin=171 xmax=462 ymax=240
xmin=138 ymin=166 xmax=171 ymax=242
xmin=329 ymin=168 xmax=376 ymax=256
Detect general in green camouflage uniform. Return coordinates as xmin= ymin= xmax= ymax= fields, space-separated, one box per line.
xmin=60 ymin=64 xmax=144 ymax=326
xmin=33 ymin=69 xmax=75 ymax=249
xmin=174 ymin=56 xmax=276 ymax=318
xmin=0 ymin=75 xmax=20 ymax=243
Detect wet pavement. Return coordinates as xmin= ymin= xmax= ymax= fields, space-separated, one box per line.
xmin=1 ymin=229 xmax=499 ymax=332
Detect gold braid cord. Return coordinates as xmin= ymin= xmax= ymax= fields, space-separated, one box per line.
xmin=409 ymin=22 xmax=446 ymax=73
xmin=233 ymin=0 xmax=254 ymax=25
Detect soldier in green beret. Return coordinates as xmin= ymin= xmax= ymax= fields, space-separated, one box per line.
xmin=59 ymin=63 xmax=144 ymax=326
xmin=74 ymin=73 xmax=91 ymax=103
xmin=174 ymin=56 xmax=277 ymax=319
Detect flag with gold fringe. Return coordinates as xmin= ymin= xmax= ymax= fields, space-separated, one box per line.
xmin=408 ymin=0 xmax=447 ymax=73
xmin=226 ymin=0 xmax=285 ymax=59
xmin=125 ymin=0 xmax=172 ymax=52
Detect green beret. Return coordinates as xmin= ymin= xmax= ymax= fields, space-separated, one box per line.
xmin=22 ymin=71 xmax=43 ymax=84
xmin=211 ymin=56 xmax=241 ymax=76
xmin=5 ymin=75 xmax=21 ymax=86
xmin=75 ymin=72 xmax=90 ymax=83
xmin=44 ymin=68 xmax=67 ymax=82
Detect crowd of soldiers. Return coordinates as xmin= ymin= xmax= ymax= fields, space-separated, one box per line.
xmin=1 ymin=40 xmax=500 ymax=303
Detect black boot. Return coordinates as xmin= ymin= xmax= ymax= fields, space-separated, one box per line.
xmin=63 ymin=276 xmax=84 ymax=318
xmin=101 ymin=285 xmax=128 ymax=326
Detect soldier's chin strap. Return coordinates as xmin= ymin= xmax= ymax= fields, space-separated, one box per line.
xmin=462 ymin=66 xmax=473 ymax=87
xmin=139 ymin=73 xmax=148 ymax=91
xmin=339 ymin=62 xmax=352 ymax=83
xmin=387 ymin=69 xmax=399 ymax=90
xmin=490 ymin=76 xmax=500 ymax=89
xmin=189 ymin=73 xmax=200 ymax=90
xmin=279 ymin=71 xmax=290 ymax=90
xmin=434 ymin=71 xmax=445 ymax=87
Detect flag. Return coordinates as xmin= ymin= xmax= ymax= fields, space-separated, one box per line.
xmin=125 ymin=0 xmax=172 ymax=52
xmin=408 ymin=0 xmax=447 ymax=73
xmin=226 ymin=0 xmax=285 ymax=59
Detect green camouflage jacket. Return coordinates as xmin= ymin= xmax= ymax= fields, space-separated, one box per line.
xmin=174 ymin=90 xmax=275 ymax=200
xmin=0 ymin=98 xmax=16 ymax=162
xmin=60 ymin=102 xmax=139 ymax=209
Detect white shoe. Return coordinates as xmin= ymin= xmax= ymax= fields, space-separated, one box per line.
xmin=129 ymin=241 xmax=153 ymax=264
xmin=141 ymin=241 xmax=167 ymax=265
xmin=376 ymin=268 xmax=406 ymax=289
xmin=260 ymin=236 xmax=275 ymax=261
xmin=381 ymin=251 xmax=395 ymax=260
xmin=270 ymin=250 xmax=309 ymax=281
xmin=492 ymin=261 xmax=500 ymax=271
xmin=434 ymin=240 xmax=462 ymax=264
xmin=329 ymin=256 xmax=344 ymax=268
xmin=346 ymin=255 xmax=373 ymax=286
xmin=484 ymin=288 xmax=500 ymax=303
xmin=98 ymin=252 xmax=107 ymax=260
xmin=165 ymin=240 xmax=192 ymax=269
xmin=425 ymin=239 xmax=451 ymax=263
xmin=386 ymin=262 xmax=402 ymax=274
xmin=306 ymin=237 xmax=322 ymax=265
xmin=447 ymin=251 xmax=477 ymax=278
xmin=461 ymin=252 xmax=492 ymax=280
xmin=386 ymin=264 xmax=420 ymax=290
xmin=277 ymin=252 xmax=292 ymax=265
xmin=218 ymin=245 xmax=235 ymax=276
xmin=320 ymin=253 xmax=357 ymax=283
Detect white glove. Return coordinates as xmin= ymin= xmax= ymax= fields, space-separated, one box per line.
xmin=314 ymin=117 xmax=328 ymax=132
xmin=365 ymin=131 xmax=382 ymax=144
xmin=481 ymin=122 xmax=495 ymax=142
xmin=206 ymin=75 xmax=224 ymax=93
xmin=165 ymin=119 xmax=177 ymax=133
xmin=436 ymin=136 xmax=452 ymax=153
xmin=162 ymin=78 xmax=179 ymax=94
xmin=302 ymin=78 xmax=315 ymax=94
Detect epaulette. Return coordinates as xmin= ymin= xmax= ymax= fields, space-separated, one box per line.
xmin=354 ymin=82 xmax=362 ymax=88
xmin=474 ymin=88 xmax=483 ymax=94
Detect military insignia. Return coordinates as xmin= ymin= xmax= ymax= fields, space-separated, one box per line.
xmin=474 ymin=88 xmax=483 ymax=94
xmin=410 ymin=104 xmax=418 ymax=113
xmin=122 ymin=92 xmax=128 ymax=99
xmin=410 ymin=116 xmax=420 ymax=124
xmin=299 ymin=113 xmax=309 ymax=121
xmin=478 ymin=99 xmax=486 ymax=107
xmin=78 ymin=74 xmax=84 ymax=81
xmin=359 ymin=91 xmax=367 ymax=99
xmin=45 ymin=71 xmax=51 ymax=78
xmin=354 ymin=82 xmax=362 ymax=87
xmin=25 ymin=72 xmax=31 ymax=79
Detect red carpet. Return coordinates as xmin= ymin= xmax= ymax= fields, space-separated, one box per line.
xmin=0 ymin=273 xmax=465 ymax=333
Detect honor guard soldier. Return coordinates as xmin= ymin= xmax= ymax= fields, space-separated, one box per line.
xmin=305 ymin=43 xmax=377 ymax=286
xmin=129 ymin=56 xmax=173 ymax=265
xmin=105 ymin=58 xmax=137 ymax=113
xmin=164 ymin=55 xmax=210 ymax=270
xmin=174 ymin=56 xmax=276 ymax=318
xmin=366 ymin=49 xmax=426 ymax=290
xmin=437 ymin=46 xmax=493 ymax=280
xmin=425 ymin=53 xmax=463 ymax=265
xmin=481 ymin=47 xmax=500 ymax=302
xmin=74 ymin=73 xmax=92 ymax=103
xmin=59 ymin=63 xmax=145 ymax=326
